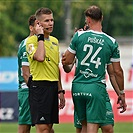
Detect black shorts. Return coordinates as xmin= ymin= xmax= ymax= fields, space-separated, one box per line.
xmin=29 ymin=80 xmax=58 ymax=125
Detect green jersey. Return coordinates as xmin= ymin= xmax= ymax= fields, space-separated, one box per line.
xmin=17 ymin=38 xmax=29 ymax=91
xmin=68 ymin=30 xmax=120 ymax=85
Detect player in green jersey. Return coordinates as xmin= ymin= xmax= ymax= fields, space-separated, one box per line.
xmin=62 ymin=5 xmax=126 ymax=133
xmin=63 ymin=25 xmax=126 ymax=133
xmin=17 ymin=15 xmax=36 ymax=133
xmin=26 ymin=7 xmax=65 ymax=133
xmin=63 ymin=59 xmax=126 ymax=133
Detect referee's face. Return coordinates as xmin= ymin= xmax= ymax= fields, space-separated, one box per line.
xmin=39 ymin=13 xmax=54 ymax=34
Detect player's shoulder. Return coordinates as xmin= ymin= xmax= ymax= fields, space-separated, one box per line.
xmin=76 ymin=30 xmax=87 ymax=37
xmin=18 ymin=37 xmax=28 ymax=51
xmin=27 ymin=35 xmax=37 ymax=44
xmin=18 ymin=38 xmax=27 ymax=57
xmin=49 ymin=35 xmax=59 ymax=45
xmin=101 ymin=32 xmax=116 ymax=43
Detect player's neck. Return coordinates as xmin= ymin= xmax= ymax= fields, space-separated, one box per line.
xmin=44 ymin=33 xmax=50 ymax=39
xmin=29 ymin=32 xmax=35 ymax=37
xmin=89 ymin=23 xmax=102 ymax=32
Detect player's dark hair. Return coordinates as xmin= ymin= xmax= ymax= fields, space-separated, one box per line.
xmin=28 ymin=15 xmax=36 ymax=26
xmin=84 ymin=5 xmax=102 ymax=21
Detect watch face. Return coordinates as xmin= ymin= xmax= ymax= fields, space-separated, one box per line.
xmin=120 ymin=90 xmax=124 ymax=95
xmin=58 ymin=90 xmax=65 ymax=94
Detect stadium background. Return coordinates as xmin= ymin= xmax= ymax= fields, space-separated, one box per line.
xmin=0 ymin=0 xmax=133 ymax=132
xmin=0 ymin=43 xmax=132 ymax=122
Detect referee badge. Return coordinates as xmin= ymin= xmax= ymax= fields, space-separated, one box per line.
xmin=28 ymin=44 xmax=35 ymax=54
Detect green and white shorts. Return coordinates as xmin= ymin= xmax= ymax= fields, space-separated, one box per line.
xmin=72 ymin=83 xmax=107 ymax=124
xmin=18 ymin=89 xmax=32 ymax=125
xmin=74 ymin=91 xmax=114 ymax=128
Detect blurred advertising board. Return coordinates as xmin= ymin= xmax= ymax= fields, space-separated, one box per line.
xmin=0 ymin=90 xmax=132 ymax=122
xmin=0 ymin=57 xmax=18 ymax=91
xmin=59 ymin=90 xmax=133 ymax=123
xmin=0 ymin=56 xmax=132 ymax=92
xmin=0 ymin=92 xmax=18 ymax=122
xmin=0 ymin=43 xmax=133 ymax=122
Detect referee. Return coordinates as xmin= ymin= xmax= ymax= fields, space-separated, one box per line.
xmin=26 ymin=7 xmax=65 ymax=133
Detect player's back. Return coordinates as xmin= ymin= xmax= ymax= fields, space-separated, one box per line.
xmin=72 ymin=30 xmax=119 ymax=85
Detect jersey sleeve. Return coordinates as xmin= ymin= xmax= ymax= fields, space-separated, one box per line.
xmin=110 ymin=41 xmax=120 ymax=62
xmin=50 ymin=36 xmax=60 ymax=64
xmin=26 ymin=35 xmax=37 ymax=60
xmin=68 ymin=32 xmax=78 ymax=54
xmin=21 ymin=46 xmax=29 ymax=66
xmin=57 ymin=40 xmax=60 ymax=64
xmin=54 ymin=38 xmax=60 ymax=64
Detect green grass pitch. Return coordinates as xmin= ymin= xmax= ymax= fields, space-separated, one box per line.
xmin=0 ymin=122 xmax=133 ymax=133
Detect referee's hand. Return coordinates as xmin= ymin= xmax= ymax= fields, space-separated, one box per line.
xmin=58 ymin=93 xmax=65 ymax=109
xmin=35 ymin=20 xmax=44 ymax=34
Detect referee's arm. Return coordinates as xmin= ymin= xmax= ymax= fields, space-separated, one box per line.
xmin=58 ymin=69 xmax=65 ymax=109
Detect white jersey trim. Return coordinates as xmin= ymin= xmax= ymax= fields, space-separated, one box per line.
xmin=68 ymin=47 xmax=76 ymax=54
xmin=22 ymin=62 xmax=29 ymax=66
xmin=110 ymin=58 xmax=120 ymax=62
xmin=77 ymin=30 xmax=116 ymax=43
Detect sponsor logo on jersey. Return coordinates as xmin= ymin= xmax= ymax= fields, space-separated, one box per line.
xmin=80 ymin=68 xmax=98 ymax=78
xmin=73 ymin=92 xmax=92 ymax=97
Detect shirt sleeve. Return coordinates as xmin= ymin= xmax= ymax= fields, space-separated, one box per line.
xmin=21 ymin=46 xmax=29 ymax=66
xmin=110 ymin=41 xmax=120 ymax=62
xmin=68 ymin=32 xmax=79 ymax=54
xmin=26 ymin=35 xmax=37 ymax=60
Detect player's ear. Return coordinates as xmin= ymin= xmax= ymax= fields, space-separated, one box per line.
xmin=29 ymin=25 xmax=32 ymax=31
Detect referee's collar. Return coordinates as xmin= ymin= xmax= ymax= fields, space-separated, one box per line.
xmin=44 ymin=37 xmax=50 ymax=41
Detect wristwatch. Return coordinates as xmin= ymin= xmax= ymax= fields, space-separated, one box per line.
xmin=120 ymin=90 xmax=125 ymax=95
xmin=58 ymin=90 xmax=65 ymax=94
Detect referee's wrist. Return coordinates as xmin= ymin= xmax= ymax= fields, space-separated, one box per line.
xmin=58 ymin=90 xmax=65 ymax=94
xmin=37 ymin=34 xmax=44 ymax=42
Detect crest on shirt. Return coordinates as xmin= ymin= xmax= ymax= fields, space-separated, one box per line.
xmin=28 ymin=44 xmax=35 ymax=54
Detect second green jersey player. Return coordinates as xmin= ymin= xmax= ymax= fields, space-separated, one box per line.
xmin=17 ymin=15 xmax=36 ymax=133
xmin=18 ymin=37 xmax=32 ymax=125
